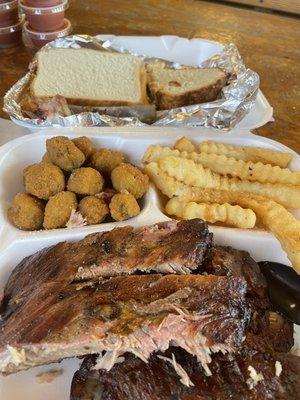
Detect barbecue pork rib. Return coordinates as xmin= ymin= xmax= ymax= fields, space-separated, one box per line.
xmin=202 ymin=246 xmax=294 ymax=353
xmin=0 ymin=274 xmax=249 ymax=374
xmin=2 ymin=220 xmax=212 ymax=298
xmin=69 ymin=245 xmax=296 ymax=400
xmin=70 ymin=348 xmax=300 ymax=400
xmin=202 ymin=246 xmax=269 ymax=305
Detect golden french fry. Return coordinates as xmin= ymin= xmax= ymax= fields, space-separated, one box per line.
xmin=166 ymin=197 xmax=256 ymax=229
xmin=144 ymin=162 xmax=186 ymax=198
xmin=165 ymin=196 xmax=186 ymax=217
xmin=174 ymin=136 xmax=195 ymax=153
xmin=178 ymin=187 xmax=300 ymax=274
xmin=143 ymin=145 xmax=300 ymax=185
xmin=142 ymin=145 xmax=180 ymax=164
xmin=143 ymin=164 xmax=300 ymax=271
xmin=190 ymin=152 xmax=300 ymax=185
xmin=158 ymin=156 xmax=300 ymax=209
xmin=198 ymin=141 xmax=293 ymax=168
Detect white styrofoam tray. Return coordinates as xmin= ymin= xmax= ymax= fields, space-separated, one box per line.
xmin=0 ymin=126 xmax=298 ymax=399
xmin=10 ymin=35 xmax=273 ymax=132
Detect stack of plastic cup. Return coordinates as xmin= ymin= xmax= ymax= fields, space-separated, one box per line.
xmin=0 ymin=0 xmax=23 ymax=48
xmin=20 ymin=0 xmax=71 ymax=48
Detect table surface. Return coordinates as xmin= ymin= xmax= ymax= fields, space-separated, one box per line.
xmin=1 ymin=0 xmax=299 ymax=152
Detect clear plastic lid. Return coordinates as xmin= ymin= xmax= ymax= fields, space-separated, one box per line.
xmin=24 ymin=18 xmax=72 ymax=38
xmin=0 ymin=0 xmax=18 ymax=12
xmin=19 ymin=0 xmax=68 ymax=14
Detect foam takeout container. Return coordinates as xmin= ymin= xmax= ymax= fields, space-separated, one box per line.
xmin=7 ymin=35 xmax=273 ymax=132
xmin=96 ymin=35 xmax=273 ymax=131
xmin=0 ymin=126 xmax=299 ymax=399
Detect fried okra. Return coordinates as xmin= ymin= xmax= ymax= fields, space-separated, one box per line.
xmin=46 ymin=136 xmax=85 ymax=171
xmin=72 ymin=136 xmax=96 ymax=159
xmin=8 ymin=193 xmax=45 ymax=231
xmin=90 ymin=148 xmax=125 ymax=175
xmin=111 ymin=163 xmax=149 ymax=198
xmin=23 ymin=162 xmax=65 ymax=200
xmin=79 ymin=196 xmax=109 ymax=225
xmin=67 ymin=167 xmax=104 ymax=195
xmin=42 ymin=152 xmax=52 ymax=163
xmin=109 ymin=192 xmax=140 ymax=221
xmin=43 ymin=191 xmax=77 ymax=229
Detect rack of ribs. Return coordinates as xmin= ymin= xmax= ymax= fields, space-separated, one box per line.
xmin=0 ymin=274 xmax=248 ymax=374
xmin=70 ymin=348 xmax=300 ymax=400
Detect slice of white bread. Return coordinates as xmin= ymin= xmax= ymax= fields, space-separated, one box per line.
xmin=147 ymin=62 xmax=227 ymax=110
xmin=31 ymin=48 xmax=149 ymax=107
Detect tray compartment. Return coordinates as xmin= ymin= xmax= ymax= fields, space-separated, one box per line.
xmin=0 ymin=126 xmax=299 ymax=400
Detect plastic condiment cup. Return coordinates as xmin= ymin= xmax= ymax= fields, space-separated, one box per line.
xmin=0 ymin=0 xmax=18 ymax=28
xmin=24 ymin=0 xmax=62 ymax=6
xmin=20 ymin=0 xmax=68 ymax=32
xmin=23 ymin=18 xmax=71 ymax=48
xmin=0 ymin=16 xmax=22 ymax=48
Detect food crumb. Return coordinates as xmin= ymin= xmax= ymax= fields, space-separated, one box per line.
xmin=246 ymin=365 xmax=264 ymax=389
xmin=36 ymin=369 xmax=63 ymax=383
xmin=275 ymin=361 xmax=282 ymax=377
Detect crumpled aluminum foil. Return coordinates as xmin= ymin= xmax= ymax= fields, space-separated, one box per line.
xmin=3 ymin=35 xmax=259 ymax=130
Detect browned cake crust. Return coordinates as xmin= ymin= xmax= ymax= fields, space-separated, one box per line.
xmin=148 ymin=73 xmax=227 ymax=110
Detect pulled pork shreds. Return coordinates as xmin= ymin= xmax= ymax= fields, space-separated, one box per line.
xmin=275 ymin=360 xmax=282 ymax=377
xmin=93 ymin=351 xmax=125 ymax=372
xmin=92 ymin=349 xmax=195 ymax=388
xmin=66 ymin=210 xmax=87 ymax=229
xmin=6 ymin=346 xmax=26 ymax=367
xmin=95 ymin=190 xmax=116 ymax=205
xmin=158 ymin=353 xmax=194 ymax=387
xmin=22 ymin=95 xmax=72 ymax=120
xmin=38 ymin=95 xmax=72 ymax=119
xmin=246 ymin=365 xmax=264 ymax=390
xmin=36 ymin=369 xmax=63 ymax=383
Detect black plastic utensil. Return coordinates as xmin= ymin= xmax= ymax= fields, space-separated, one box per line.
xmin=258 ymin=261 xmax=300 ymax=325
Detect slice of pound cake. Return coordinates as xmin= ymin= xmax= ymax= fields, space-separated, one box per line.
xmin=147 ymin=61 xmax=227 ymax=110
xmin=31 ymin=48 xmax=149 ymax=107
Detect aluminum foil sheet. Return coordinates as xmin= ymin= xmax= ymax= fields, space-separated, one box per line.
xmin=3 ymin=35 xmax=259 ymax=130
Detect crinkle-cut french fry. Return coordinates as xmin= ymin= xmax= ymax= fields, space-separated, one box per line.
xmin=143 ymin=145 xmax=300 ymax=185
xmin=178 ymin=187 xmax=300 ymax=274
xmin=144 ymin=162 xmax=186 ymax=198
xmin=158 ymin=156 xmax=300 ymax=209
xmin=165 ymin=197 xmax=256 ymax=229
xmin=144 ymin=162 xmax=300 ymax=272
xmin=184 ymin=202 xmax=256 ymax=229
xmin=190 ymin=152 xmax=300 ymax=185
xmin=198 ymin=141 xmax=293 ymax=168
xmin=174 ymin=136 xmax=195 ymax=153
xmin=165 ymin=196 xmax=186 ymax=217
xmin=142 ymin=145 xmax=180 ymax=163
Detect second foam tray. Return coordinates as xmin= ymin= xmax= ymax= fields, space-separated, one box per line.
xmin=0 ymin=126 xmax=298 ymax=268
xmin=0 ymin=126 xmax=299 ymax=400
